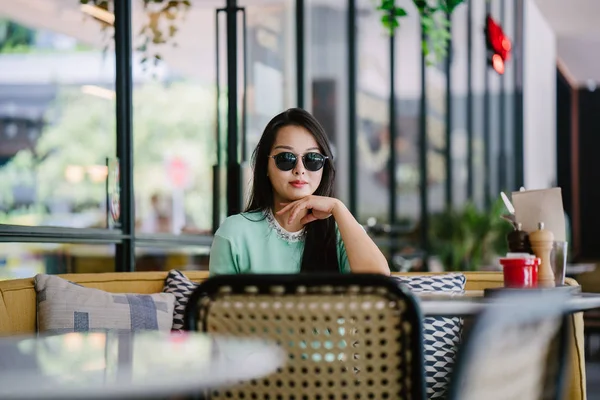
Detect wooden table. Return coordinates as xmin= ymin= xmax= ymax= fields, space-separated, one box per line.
xmin=0 ymin=331 xmax=285 ymax=399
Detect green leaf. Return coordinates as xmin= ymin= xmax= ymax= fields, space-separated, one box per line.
xmin=421 ymin=17 xmax=434 ymax=29
xmin=413 ymin=0 xmax=428 ymax=11
xmin=379 ymin=0 xmax=395 ymax=10
xmin=394 ymin=7 xmax=408 ymax=17
xmin=381 ymin=14 xmax=399 ymax=34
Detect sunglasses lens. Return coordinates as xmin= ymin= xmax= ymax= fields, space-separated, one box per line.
xmin=274 ymin=152 xmax=297 ymax=171
xmin=304 ymin=153 xmax=326 ymax=171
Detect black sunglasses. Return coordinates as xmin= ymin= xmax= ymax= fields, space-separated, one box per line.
xmin=269 ymin=152 xmax=329 ymax=172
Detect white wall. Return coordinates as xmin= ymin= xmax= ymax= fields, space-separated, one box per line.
xmin=523 ymin=0 xmax=557 ymax=190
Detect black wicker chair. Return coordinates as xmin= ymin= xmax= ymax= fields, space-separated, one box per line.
xmin=184 ymin=273 xmax=426 ymax=400
xmin=446 ymin=291 xmax=571 ymax=400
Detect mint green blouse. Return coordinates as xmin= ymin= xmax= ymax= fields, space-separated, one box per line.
xmin=209 ymin=210 xmax=351 ymax=275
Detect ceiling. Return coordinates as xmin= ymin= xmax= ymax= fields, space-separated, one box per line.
xmin=534 ymin=0 xmax=600 ymax=85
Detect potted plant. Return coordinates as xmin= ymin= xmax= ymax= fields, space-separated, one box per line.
xmin=428 ymin=199 xmax=513 ymax=271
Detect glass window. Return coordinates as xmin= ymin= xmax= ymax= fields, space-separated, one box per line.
xmin=356 ymin=0 xmax=390 ymax=225
xmin=450 ymin=3 xmax=469 ymax=207
xmin=394 ymin=1 xmax=422 ymax=227
xmin=131 ymin=0 xmax=296 ymax=235
xmin=0 ymin=1 xmax=116 ymax=229
xmin=424 ymin=21 xmax=448 ymax=273
xmin=425 ymin=44 xmax=447 ymax=216
xmin=239 ymin=0 xmax=297 ymax=206
xmin=131 ymin=1 xmax=216 ymax=236
xmin=392 ymin=2 xmax=424 ymax=271
xmin=501 ymin=0 xmax=516 ymax=192
xmin=239 ymin=0 xmax=297 ymax=161
xmin=471 ymin=0 xmax=487 ymax=208
xmin=488 ymin=0 xmax=502 ymax=199
xmin=305 ymin=0 xmax=349 ymax=205
xmin=0 ymin=243 xmax=116 ymax=279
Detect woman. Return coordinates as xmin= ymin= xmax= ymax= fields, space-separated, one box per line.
xmin=209 ymin=108 xmax=390 ymax=275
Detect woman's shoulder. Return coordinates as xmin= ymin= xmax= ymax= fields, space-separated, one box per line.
xmin=215 ymin=210 xmax=267 ymax=239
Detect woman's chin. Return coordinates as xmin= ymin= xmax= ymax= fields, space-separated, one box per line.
xmin=285 ymin=189 xmax=313 ymax=201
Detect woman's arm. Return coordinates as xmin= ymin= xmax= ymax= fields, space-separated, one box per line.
xmin=331 ymin=200 xmax=390 ymax=275
xmin=209 ymin=235 xmax=240 ymax=276
xmin=278 ymin=196 xmax=390 ymax=275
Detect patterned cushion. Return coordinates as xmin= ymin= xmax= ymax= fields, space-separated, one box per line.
xmin=393 ymin=274 xmax=466 ymax=399
xmin=35 ymin=274 xmax=175 ymax=333
xmin=163 ymin=269 xmax=199 ymax=331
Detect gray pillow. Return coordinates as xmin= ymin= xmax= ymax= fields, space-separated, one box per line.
xmin=393 ymin=273 xmax=466 ymax=399
xmin=35 ymin=274 xmax=175 ymax=333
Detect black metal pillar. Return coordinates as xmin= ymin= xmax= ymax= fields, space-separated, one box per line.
xmin=514 ymin=0 xmax=525 ymax=189
xmin=498 ymin=0 xmax=507 ymax=191
xmin=419 ymin=28 xmax=429 ymax=269
xmin=296 ymin=0 xmax=305 ymax=108
xmin=388 ymin=11 xmax=397 ymax=226
xmin=444 ymin=11 xmax=453 ymax=209
xmin=466 ymin=0 xmax=474 ymax=199
xmin=483 ymin=1 xmax=491 ymax=208
xmin=213 ymin=8 xmax=225 ymax=233
xmin=348 ymin=0 xmax=358 ymax=216
xmin=114 ymin=0 xmax=134 ymax=272
xmin=226 ymin=0 xmax=242 ymax=216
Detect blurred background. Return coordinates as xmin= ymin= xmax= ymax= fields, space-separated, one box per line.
xmin=0 ymin=0 xmax=598 ymax=283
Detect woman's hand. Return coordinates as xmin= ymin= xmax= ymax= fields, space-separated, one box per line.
xmin=277 ymin=196 xmax=341 ymax=225
xmin=279 ymin=195 xmax=390 ymax=275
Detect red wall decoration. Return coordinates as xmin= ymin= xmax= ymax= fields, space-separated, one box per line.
xmin=485 ymin=14 xmax=512 ymax=75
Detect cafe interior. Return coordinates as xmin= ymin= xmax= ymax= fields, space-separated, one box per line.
xmin=1 ymin=0 xmax=600 ymax=398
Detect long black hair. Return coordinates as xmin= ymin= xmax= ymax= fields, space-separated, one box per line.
xmin=245 ymin=108 xmax=339 ymax=273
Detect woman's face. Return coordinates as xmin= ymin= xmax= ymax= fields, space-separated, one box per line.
xmin=268 ymin=125 xmax=325 ymax=207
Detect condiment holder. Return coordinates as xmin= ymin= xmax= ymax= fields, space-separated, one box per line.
xmin=529 ymin=222 xmax=556 ymax=288
xmin=498 ymin=256 xmax=539 ymax=288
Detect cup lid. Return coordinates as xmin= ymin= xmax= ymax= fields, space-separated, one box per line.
xmin=499 ymin=257 xmax=540 ymax=267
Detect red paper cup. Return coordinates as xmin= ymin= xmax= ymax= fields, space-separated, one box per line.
xmin=499 ymin=257 xmax=540 ymax=288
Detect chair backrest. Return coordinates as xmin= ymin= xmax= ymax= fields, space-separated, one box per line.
xmin=184 ymin=273 xmax=426 ymax=400
xmin=446 ymin=291 xmax=571 ymax=400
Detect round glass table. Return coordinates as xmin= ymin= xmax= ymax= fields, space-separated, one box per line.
xmin=0 ymin=331 xmax=285 ymax=399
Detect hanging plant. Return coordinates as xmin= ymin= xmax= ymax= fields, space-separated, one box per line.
xmin=78 ymin=0 xmax=190 ymax=69
xmin=136 ymin=0 xmax=190 ymax=67
xmin=377 ymin=0 xmax=465 ymax=64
